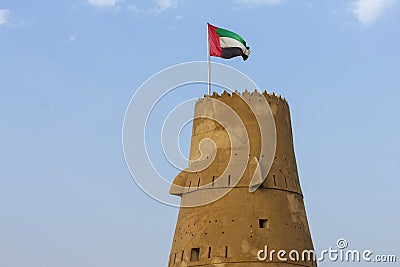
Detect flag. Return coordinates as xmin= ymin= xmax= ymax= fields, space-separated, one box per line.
xmin=208 ymin=23 xmax=251 ymax=61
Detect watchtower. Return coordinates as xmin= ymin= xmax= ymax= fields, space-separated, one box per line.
xmin=168 ymin=90 xmax=316 ymax=266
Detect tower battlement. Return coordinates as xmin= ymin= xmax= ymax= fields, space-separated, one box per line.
xmin=200 ymin=89 xmax=288 ymax=105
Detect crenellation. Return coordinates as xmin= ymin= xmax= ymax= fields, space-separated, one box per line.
xmin=221 ymin=90 xmax=231 ymax=97
xmin=250 ymin=89 xmax=259 ymax=96
xmin=199 ymin=89 xmax=291 ymax=108
xmin=242 ymin=89 xmax=250 ymax=98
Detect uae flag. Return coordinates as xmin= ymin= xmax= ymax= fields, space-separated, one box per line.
xmin=208 ymin=23 xmax=251 ymax=61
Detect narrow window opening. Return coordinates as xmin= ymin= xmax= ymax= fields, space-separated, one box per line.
xmin=273 ymin=175 xmax=276 ymax=186
xmin=259 ymin=219 xmax=269 ymax=228
xmin=284 ymin=177 xmax=288 ymax=188
xmin=181 ymin=250 xmax=184 ymax=261
xmin=225 ymin=246 xmax=228 ymax=258
xmin=212 ymin=176 xmax=215 ymax=187
xmin=190 ymin=248 xmax=200 ymax=262
xmin=173 ymin=253 xmax=176 ymax=264
xmin=208 ymin=247 xmax=211 ymax=258
xmin=228 ymin=175 xmax=231 ymax=186
xmin=197 ymin=178 xmax=200 ymax=189
xmin=188 ymin=181 xmax=191 ymax=191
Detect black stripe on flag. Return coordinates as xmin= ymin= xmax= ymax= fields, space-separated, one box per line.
xmin=221 ymin=47 xmax=249 ymax=61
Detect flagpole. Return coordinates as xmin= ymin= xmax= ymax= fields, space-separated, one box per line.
xmin=207 ymin=23 xmax=211 ymax=95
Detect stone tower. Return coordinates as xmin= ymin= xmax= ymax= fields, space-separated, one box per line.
xmin=168 ymin=90 xmax=316 ymax=266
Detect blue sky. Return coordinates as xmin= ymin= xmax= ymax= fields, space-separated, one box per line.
xmin=1 ymin=0 xmax=400 ymax=266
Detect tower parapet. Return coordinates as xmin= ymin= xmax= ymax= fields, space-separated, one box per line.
xmin=168 ymin=90 xmax=316 ymax=266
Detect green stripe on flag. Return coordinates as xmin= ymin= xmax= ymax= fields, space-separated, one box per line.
xmin=216 ymin=27 xmax=247 ymax=47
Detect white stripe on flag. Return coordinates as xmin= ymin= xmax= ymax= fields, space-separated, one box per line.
xmin=219 ymin=37 xmax=247 ymax=53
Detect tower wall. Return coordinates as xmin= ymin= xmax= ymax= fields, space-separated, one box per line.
xmin=168 ymin=91 xmax=316 ymax=266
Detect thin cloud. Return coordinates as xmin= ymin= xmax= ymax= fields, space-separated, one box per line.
xmin=174 ymin=15 xmax=183 ymax=21
xmin=87 ymin=0 xmax=119 ymax=8
xmin=0 ymin=9 xmax=11 ymax=26
xmin=69 ymin=34 xmax=78 ymax=42
xmin=155 ymin=0 xmax=177 ymax=13
xmin=239 ymin=0 xmax=283 ymax=6
xmin=350 ymin=0 xmax=396 ymax=26
xmin=127 ymin=0 xmax=177 ymax=16
xmin=127 ymin=4 xmax=143 ymax=16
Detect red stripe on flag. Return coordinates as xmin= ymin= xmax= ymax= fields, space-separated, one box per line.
xmin=208 ymin=23 xmax=222 ymax=57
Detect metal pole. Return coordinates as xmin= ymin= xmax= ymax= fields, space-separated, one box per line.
xmin=207 ymin=23 xmax=211 ymax=95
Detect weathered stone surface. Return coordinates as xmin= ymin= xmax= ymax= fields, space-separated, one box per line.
xmin=168 ymin=91 xmax=316 ymax=266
